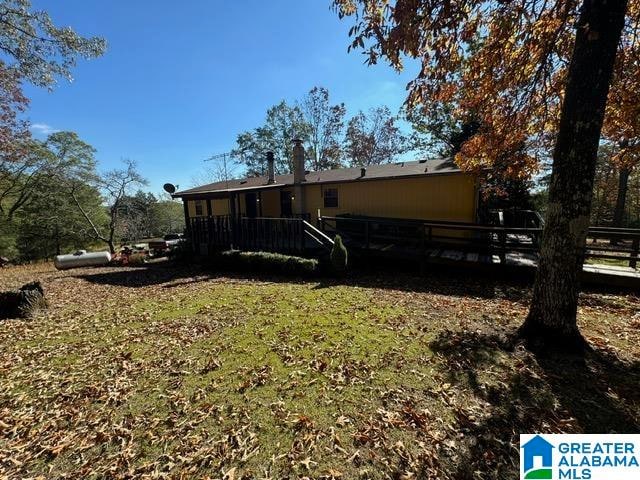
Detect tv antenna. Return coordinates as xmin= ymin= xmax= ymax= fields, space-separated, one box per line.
xmin=205 ymin=151 xmax=241 ymax=189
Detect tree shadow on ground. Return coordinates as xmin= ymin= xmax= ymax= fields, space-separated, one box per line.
xmin=73 ymin=259 xmax=534 ymax=304
xmin=428 ymin=328 xmax=640 ymax=478
xmin=314 ymin=266 xmax=533 ymax=303
xmin=72 ymin=262 xmax=211 ymax=288
xmin=73 ymin=260 xmax=635 ymax=309
xmin=73 ymin=261 xmax=323 ymax=290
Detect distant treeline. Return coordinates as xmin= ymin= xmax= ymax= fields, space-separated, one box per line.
xmin=0 ymin=132 xmax=184 ymax=261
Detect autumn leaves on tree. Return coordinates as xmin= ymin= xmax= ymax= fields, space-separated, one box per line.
xmin=0 ymin=1 xmax=106 ymax=259
xmin=0 ymin=2 xmax=185 ymax=260
xmin=1 ymin=0 xmax=638 ymax=352
xmin=334 ymin=0 xmax=633 ymax=349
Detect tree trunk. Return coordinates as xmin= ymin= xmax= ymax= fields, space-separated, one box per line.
xmin=612 ymin=166 xmax=631 ymax=227
xmin=520 ymin=0 xmax=628 ymax=352
xmin=108 ymin=222 xmax=116 ymax=254
xmin=0 ymin=281 xmax=47 ymax=319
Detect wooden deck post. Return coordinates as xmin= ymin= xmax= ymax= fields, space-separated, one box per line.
xmin=631 ymin=238 xmax=639 ymax=269
xmin=499 ymin=228 xmax=507 ymax=264
xmin=299 ymin=219 xmax=304 ymax=254
xmin=420 ymin=225 xmax=426 ymax=275
xmin=365 ymin=220 xmax=370 ymax=250
xmin=183 ymin=201 xmax=192 ymax=247
xmin=229 ymin=194 xmax=238 ymax=249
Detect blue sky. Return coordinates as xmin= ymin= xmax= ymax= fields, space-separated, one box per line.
xmin=24 ymin=1 xmax=418 ymax=194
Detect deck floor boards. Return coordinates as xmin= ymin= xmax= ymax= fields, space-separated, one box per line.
xmin=348 ymin=242 xmax=640 ymax=288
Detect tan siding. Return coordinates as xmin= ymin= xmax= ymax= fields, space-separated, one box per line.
xmin=304 ymin=174 xmax=476 ymax=222
xmin=184 ymin=173 xmax=477 ymax=223
xmin=261 ymin=190 xmax=280 ymax=217
xmin=211 ymin=198 xmax=230 ymax=216
xmin=187 ymin=199 xmax=207 ymax=218
xmin=238 ymin=194 xmax=246 ymax=216
xmin=186 ymin=198 xmax=229 ymax=217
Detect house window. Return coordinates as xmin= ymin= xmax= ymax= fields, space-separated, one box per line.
xmin=194 ymin=200 xmax=204 ymax=216
xmin=323 ymin=188 xmax=338 ymax=208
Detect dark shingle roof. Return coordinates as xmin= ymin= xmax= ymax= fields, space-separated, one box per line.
xmin=173 ymin=158 xmax=460 ymax=197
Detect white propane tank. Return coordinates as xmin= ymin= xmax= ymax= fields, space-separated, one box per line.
xmin=54 ymin=250 xmax=112 ymax=270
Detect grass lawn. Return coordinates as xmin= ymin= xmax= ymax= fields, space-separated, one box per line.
xmin=1 ymin=262 xmax=639 ymax=479
xmin=585 ymin=257 xmax=634 ymax=268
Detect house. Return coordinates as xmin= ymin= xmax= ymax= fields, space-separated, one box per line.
xmin=173 ymin=140 xmax=479 ymax=228
xmin=170 ymin=142 xmax=638 ymax=277
xmin=521 ymin=435 xmax=554 ymax=475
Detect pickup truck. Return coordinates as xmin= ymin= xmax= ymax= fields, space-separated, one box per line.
xmin=148 ymin=233 xmax=185 ymax=257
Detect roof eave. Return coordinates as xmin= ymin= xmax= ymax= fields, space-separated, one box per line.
xmin=173 ymin=169 xmax=467 ymax=198
xmin=173 ymin=181 xmax=287 ymax=198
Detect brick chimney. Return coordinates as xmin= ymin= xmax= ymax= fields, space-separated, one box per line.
xmin=292 ymin=139 xmax=306 ymax=184
xmin=292 ymin=139 xmax=306 ymax=216
xmin=266 ymin=151 xmax=275 ymax=184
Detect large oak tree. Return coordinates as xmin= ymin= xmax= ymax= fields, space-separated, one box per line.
xmin=0 ymin=0 xmax=105 ymax=257
xmin=334 ymin=0 xmax=631 ymax=349
xmin=0 ymin=0 xmax=105 ymax=159
xmin=344 ymin=106 xmax=405 ymax=166
xmin=233 ymin=101 xmax=311 ymax=176
xmin=301 ymin=87 xmax=346 ymax=170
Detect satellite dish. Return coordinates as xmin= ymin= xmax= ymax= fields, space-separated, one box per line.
xmin=163 ymin=183 xmax=176 ymax=194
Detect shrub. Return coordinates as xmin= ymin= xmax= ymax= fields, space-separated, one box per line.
xmin=215 ymin=250 xmax=318 ymax=276
xmin=330 ymin=235 xmax=348 ymax=274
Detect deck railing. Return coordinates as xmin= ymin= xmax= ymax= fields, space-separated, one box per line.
xmin=189 ymin=215 xmax=331 ymax=256
xmin=189 ymin=214 xmax=639 ymax=268
xmin=586 ymin=227 xmax=640 ymax=269
xmin=319 ymin=215 xmax=640 ymax=268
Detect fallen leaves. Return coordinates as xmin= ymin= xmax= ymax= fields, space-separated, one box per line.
xmin=237 ymin=365 xmax=272 ymax=393
xmin=0 ymin=263 xmax=637 ymax=479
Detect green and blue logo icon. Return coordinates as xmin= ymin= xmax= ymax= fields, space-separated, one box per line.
xmin=521 ymin=435 xmax=554 ymax=479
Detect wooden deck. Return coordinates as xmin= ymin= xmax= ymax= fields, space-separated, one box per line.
xmin=342 ymin=241 xmax=640 ymax=288
xmin=319 ymin=215 xmax=640 ymax=288
xmin=189 ymin=216 xmax=333 ymax=257
xmin=187 ymin=214 xmax=639 ymax=288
